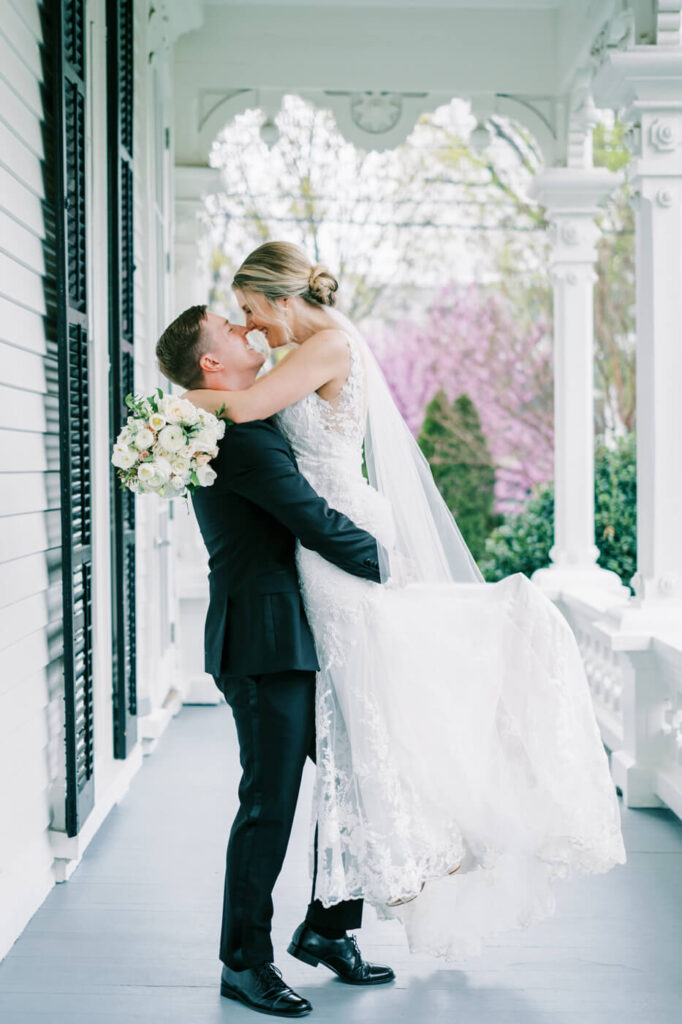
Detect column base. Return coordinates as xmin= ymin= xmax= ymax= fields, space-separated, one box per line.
xmin=531 ymin=563 xmax=631 ymax=602
xmin=610 ymin=749 xmax=664 ymax=809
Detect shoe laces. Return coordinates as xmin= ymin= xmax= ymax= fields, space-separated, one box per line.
xmin=255 ymin=962 xmax=287 ymax=994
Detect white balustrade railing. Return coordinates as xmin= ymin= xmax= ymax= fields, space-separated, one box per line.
xmin=552 ymin=586 xmax=682 ymax=820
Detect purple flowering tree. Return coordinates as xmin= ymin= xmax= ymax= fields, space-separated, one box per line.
xmin=364 ymin=284 xmax=554 ymax=514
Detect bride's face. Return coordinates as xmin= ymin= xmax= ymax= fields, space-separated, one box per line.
xmin=234 ymin=288 xmax=290 ymax=349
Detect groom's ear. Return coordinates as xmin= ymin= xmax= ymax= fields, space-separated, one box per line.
xmin=198 ymin=351 xmax=222 ymax=375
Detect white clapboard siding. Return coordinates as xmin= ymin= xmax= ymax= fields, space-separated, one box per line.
xmin=0 ymin=295 xmax=49 ymax=356
xmin=0 ymin=667 xmax=50 ymax=739
xmin=0 ymin=552 xmax=49 ymax=609
xmin=0 ymin=162 xmax=45 ymax=240
xmin=0 ymin=0 xmax=62 ymax=964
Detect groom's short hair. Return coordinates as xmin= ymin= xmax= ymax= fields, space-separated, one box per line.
xmin=156 ymin=304 xmax=208 ymax=388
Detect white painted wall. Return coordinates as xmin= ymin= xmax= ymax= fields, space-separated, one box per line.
xmin=0 ymin=0 xmax=181 ymax=961
xmin=0 ymin=0 xmax=65 ymax=961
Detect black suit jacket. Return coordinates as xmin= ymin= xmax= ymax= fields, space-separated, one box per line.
xmin=190 ymin=419 xmax=381 ymax=678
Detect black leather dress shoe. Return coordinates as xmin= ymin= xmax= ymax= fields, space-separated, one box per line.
xmin=288 ymin=922 xmax=395 ymax=985
xmin=220 ymin=961 xmax=312 ymax=1017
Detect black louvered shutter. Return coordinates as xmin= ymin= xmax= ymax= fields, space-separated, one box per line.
xmin=50 ymin=0 xmax=95 ymax=836
xmin=107 ymin=0 xmax=137 ymax=758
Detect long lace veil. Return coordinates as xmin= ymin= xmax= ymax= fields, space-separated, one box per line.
xmin=326 ymin=307 xmax=485 ymax=586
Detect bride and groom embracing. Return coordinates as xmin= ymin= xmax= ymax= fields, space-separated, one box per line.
xmin=155 ymin=241 xmax=626 ymax=1018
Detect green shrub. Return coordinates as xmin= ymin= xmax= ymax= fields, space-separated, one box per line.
xmin=419 ymin=391 xmax=502 ymax=562
xmin=479 ymin=433 xmax=636 ymax=589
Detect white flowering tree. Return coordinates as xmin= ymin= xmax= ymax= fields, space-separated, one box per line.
xmin=205 ymin=95 xmax=544 ymax=323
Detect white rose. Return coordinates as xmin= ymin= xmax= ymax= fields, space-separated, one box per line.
xmin=153 ymin=457 xmax=172 ymax=483
xmin=195 ymin=464 xmax=217 ymax=487
xmin=112 ymin=447 xmax=137 ymax=470
xmin=161 ymin=396 xmax=199 ymax=424
xmin=194 ymin=452 xmax=211 ymax=467
xmin=169 ymin=474 xmax=187 ymax=492
xmin=158 ymin=424 xmax=185 ymax=452
xmin=192 ymin=428 xmax=219 ymax=453
xmin=148 ymin=412 xmax=166 ymax=432
xmin=135 ymin=428 xmax=155 ymax=450
xmin=170 ymin=455 xmax=191 ymax=476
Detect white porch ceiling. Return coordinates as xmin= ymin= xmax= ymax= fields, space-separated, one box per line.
xmin=172 ymin=0 xmax=619 ymax=164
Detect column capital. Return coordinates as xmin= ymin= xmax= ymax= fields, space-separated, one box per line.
xmin=530 ymin=167 xmax=621 ymax=268
xmin=529 ymin=166 xmax=622 ymax=216
xmin=592 ymin=48 xmax=682 ymax=116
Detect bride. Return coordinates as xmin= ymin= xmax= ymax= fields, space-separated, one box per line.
xmin=184 ymin=241 xmax=626 ymax=961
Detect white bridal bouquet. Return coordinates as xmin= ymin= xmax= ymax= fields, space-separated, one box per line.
xmin=111 ymin=389 xmax=227 ymax=499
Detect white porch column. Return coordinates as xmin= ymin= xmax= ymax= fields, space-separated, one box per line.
xmin=594 ymin=51 xmax=682 ymax=619
xmin=591 ymin=49 xmax=682 ymax=809
xmin=529 ymin=169 xmax=629 ymax=598
xmin=172 ymin=164 xmax=224 ymax=704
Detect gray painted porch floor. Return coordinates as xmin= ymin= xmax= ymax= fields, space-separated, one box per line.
xmin=1 ymin=703 xmax=681 ymax=1024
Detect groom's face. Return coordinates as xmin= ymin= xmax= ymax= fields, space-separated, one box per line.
xmin=198 ymin=311 xmax=266 ymax=386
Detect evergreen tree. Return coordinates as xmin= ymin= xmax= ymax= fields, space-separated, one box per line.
xmin=418 ymin=391 xmax=501 ymax=561
xmin=480 ymin=433 xmax=636 ymax=590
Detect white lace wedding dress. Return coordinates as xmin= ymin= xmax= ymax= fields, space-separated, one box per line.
xmin=274 ymin=329 xmax=626 ymax=961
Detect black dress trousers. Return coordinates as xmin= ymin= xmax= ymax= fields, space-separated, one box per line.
xmin=216 ymin=669 xmax=363 ymax=970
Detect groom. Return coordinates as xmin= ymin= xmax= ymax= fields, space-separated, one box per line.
xmin=156 ymin=306 xmax=394 ymax=1018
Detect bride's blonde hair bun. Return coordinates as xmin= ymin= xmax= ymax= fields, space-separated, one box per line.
xmin=233 ymin=242 xmax=339 ymax=309
xmin=307 ymin=264 xmax=338 ymax=307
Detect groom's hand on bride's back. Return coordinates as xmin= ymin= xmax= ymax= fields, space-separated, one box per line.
xmin=221 ymin=421 xmax=382 ymax=583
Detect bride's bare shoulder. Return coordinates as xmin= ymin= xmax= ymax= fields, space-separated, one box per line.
xmin=300 ymin=327 xmax=352 ymax=369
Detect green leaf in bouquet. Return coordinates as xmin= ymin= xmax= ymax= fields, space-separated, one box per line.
xmin=215 ymin=402 xmax=234 ymax=426
xmin=190 ymin=468 xmax=200 ymax=488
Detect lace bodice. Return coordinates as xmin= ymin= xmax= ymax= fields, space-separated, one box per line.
xmin=274 ymin=330 xmax=395 ymax=553
xmin=274 ymin=329 xmax=366 ymax=478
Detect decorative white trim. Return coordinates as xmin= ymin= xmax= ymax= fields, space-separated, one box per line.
xmin=148 ymin=0 xmax=205 ymax=66
xmin=48 ymin=747 xmax=144 ymax=882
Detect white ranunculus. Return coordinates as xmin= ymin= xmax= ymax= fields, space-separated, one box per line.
xmin=137 ymin=463 xmax=157 ymax=484
xmin=195 ymin=464 xmax=217 ymax=487
xmin=112 ymin=447 xmax=137 ymax=470
xmin=158 ymin=424 xmax=185 ymax=452
xmin=148 ymin=411 xmax=166 ymax=432
xmin=135 ymin=428 xmax=155 ymax=450
xmin=161 ymin=396 xmax=199 ymax=424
